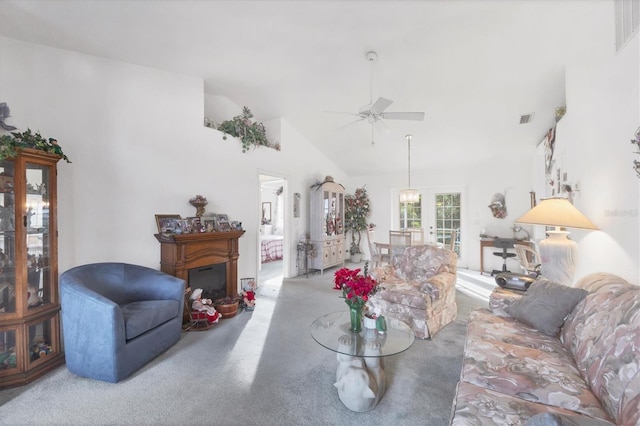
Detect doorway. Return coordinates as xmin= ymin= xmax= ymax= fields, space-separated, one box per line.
xmin=397 ymin=186 xmax=466 ymax=268
xmin=258 ymin=174 xmax=286 ymax=289
xmin=424 ymin=188 xmax=466 ymax=267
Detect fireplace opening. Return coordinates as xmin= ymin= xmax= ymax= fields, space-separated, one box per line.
xmin=188 ymin=263 xmax=227 ymax=301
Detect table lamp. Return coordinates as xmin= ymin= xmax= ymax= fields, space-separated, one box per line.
xmin=515 ymin=197 xmax=598 ymax=286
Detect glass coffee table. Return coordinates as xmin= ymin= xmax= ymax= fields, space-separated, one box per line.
xmin=311 ymin=311 xmax=415 ymax=412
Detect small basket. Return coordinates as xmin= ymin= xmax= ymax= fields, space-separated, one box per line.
xmin=214 ymin=300 xmax=239 ymax=318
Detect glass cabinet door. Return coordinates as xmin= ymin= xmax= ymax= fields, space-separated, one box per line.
xmin=25 ymin=162 xmax=52 ymax=310
xmin=0 ymin=159 xmax=16 ymax=315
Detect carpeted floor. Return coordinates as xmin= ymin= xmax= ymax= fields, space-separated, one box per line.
xmin=0 ymin=270 xmax=487 ymax=425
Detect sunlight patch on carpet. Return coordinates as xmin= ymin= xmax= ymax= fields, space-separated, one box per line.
xmin=223 ymin=295 xmax=277 ymax=388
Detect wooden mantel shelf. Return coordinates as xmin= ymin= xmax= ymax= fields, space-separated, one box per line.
xmin=154 ymin=230 xmax=245 ymax=244
xmin=154 ymin=230 xmax=245 ymax=298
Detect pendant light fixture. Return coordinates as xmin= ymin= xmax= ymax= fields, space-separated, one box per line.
xmin=399 ymin=134 xmax=420 ymax=203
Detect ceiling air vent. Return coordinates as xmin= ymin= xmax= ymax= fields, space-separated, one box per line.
xmin=519 ymin=113 xmax=535 ymax=124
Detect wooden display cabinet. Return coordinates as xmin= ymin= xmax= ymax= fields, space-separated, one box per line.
xmin=0 ymin=148 xmax=64 ymax=388
xmin=309 ymin=178 xmax=345 ymax=274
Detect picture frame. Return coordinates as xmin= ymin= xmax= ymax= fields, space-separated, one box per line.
xmin=202 ymin=217 xmax=216 ymax=232
xmin=216 ymin=221 xmax=231 ymax=232
xmin=155 ymin=214 xmax=181 ymax=234
xmin=293 ymin=193 xmax=301 ymax=218
xmin=187 ymin=217 xmax=202 ymax=233
xmin=216 ymin=214 xmax=229 ymax=223
xmin=261 ymin=202 xmax=271 ymax=223
xmin=230 ymin=220 xmax=242 ymax=230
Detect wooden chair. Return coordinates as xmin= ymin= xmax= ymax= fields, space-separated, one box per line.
xmin=448 ymin=229 xmax=457 ymax=251
xmin=366 ymin=227 xmax=390 ymax=268
xmin=514 ymin=243 xmax=541 ymax=277
xmin=183 ymin=288 xmax=215 ymax=331
xmin=389 ymin=230 xmax=412 ymax=264
xmin=407 ymin=228 xmax=424 ymax=245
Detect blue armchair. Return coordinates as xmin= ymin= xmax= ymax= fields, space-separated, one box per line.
xmin=60 ymin=263 xmax=185 ymax=383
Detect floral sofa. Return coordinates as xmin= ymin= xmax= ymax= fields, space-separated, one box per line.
xmin=367 ymin=245 xmax=457 ymax=339
xmin=450 ymin=273 xmax=640 ymax=426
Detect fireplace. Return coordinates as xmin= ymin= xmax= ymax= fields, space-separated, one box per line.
xmin=188 ymin=263 xmax=226 ymax=300
xmin=155 ymin=230 xmax=245 ymax=299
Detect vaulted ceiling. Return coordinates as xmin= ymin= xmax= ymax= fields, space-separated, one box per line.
xmin=0 ymin=1 xmax=614 ymax=176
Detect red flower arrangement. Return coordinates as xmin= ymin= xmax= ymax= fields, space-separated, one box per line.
xmin=333 ymin=264 xmax=378 ymax=309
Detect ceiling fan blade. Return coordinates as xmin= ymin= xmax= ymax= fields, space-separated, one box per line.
xmin=325 ymin=110 xmax=360 ymax=117
xmin=369 ymin=97 xmax=393 ymax=114
xmin=380 ymin=111 xmax=425 ymax=121
xmin=335 ymin=118 xmax=364 ymax=132
xmin=373 ymin=119 xmax=391 ymax=134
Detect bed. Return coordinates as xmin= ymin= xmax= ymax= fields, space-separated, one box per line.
xmin=261 ymin=234 xmax=284 ymax=263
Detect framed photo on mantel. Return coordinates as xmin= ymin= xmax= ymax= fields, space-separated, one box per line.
xmin=155 ymin=214 xmax=181 ymax=234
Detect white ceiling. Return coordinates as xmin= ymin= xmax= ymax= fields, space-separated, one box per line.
xmin=0 ymin=0 xmax=615 ymax=176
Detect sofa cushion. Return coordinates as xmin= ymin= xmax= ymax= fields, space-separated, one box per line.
xmin=121 ymin=300 xmax=180 ymax=340
xmin=451 ymin=382 xmax=614 ymax=426
xmin=505 ymin=279 xmax=588 ymax=336
xmin=525 ymin=412 xmax=614 ymax=426
xmin=461 ymin=311 xmax=610 ymax=420
xmin=375 ymin=277 xmax=428 ymax=308
xmin=394 ymin=245 xmax=456 ymax=282
xmin=467 ymin=309 xmax=568 ymax=355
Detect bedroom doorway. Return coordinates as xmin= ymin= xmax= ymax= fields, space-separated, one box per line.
xmin=258 ymin=174 xmax=286 ymax=290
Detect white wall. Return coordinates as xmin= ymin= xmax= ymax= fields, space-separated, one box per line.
xmin=352 ymin=153 xmax=534 ymax=273
xmin=550 ymin=34 xmax=639 ymax=284
xmin=0 ymin=37 xmax=348 ymax=286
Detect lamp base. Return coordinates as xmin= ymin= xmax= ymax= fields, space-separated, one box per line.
xmin=538 ymin=230 xmax=577 ymax=286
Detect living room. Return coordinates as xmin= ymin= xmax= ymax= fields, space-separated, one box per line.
xmin=0 ymin=1 xmax=638 ymax=424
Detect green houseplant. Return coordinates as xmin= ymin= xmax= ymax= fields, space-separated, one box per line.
xmin=0 ymin=129 xmax=71 ymax=162
xmin=217 ymin=107 xmax=270 ymax=153
xmin=344 ymin=187 xmax=370 ymax=262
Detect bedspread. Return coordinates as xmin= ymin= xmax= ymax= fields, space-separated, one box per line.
xmin=261 ymin=235 xmax=283 ymax=263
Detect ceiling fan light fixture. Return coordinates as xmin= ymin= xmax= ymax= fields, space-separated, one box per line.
xmin=399 ymin=188 xmax=420 ymax=203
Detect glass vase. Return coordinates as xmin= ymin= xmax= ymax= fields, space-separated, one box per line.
xmin=349 ymin=305 xmax=363 ymax=333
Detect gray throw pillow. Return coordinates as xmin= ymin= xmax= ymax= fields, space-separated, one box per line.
xmin=505 ymin=278 xmax=588 ymax=336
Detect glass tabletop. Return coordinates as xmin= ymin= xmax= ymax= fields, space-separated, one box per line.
xmin=310 ymin=311 xmax=415 ymax=358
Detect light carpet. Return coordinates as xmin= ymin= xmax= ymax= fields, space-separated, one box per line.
xmin=0 ymin=271 xmax=486 ymax=425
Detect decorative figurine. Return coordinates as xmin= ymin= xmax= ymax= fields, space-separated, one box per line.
xmin=190 ymin=288 xmax=220 ymax=324
xmin=241 ymin=278 xmax=256 ymax=311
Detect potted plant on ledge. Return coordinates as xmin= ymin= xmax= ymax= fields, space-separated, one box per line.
xmin=345 ymin=187 xmax=370 ymax=263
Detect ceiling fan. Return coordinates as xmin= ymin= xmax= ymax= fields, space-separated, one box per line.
xmin=327 ymin=51 xmax=425 ymax=144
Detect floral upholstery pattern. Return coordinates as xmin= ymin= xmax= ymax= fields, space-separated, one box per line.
xmin=488 ymin=286 xmax=525 ymax=317
xmin=461 ymin=310 xmax=610 ymax=420
xmin=562 ymin=273 xmax=640 ymax=426
xmin=450 ymin=273 xmax=640 ymax=425
xmin=368 ymin=245 xmax=457 ymax=339
xmin=451 ymin=383 xmax=614 ymax=426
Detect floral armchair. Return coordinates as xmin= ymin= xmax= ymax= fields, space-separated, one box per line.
xmin=367 ymin=245 xmax=458 ymax=339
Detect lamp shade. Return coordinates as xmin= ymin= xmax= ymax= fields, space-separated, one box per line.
xmin=515 ymin=197 xmax=598 ymax=230
xmin=399 ymin=189 xmax=420 ymax=203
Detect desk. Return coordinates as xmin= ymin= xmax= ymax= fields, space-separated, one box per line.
xmin=310 ymin=311 xmax=414 ymax=411
xmin=480 ymin=238 xmax=533 ymax=275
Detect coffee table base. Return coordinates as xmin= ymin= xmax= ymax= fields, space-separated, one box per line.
xmin=333 ymin=334 xmax=386 ymax=412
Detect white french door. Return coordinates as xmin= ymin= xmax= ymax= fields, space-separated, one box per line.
xmin=423 ymin=187 xmax=466 ymax=268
